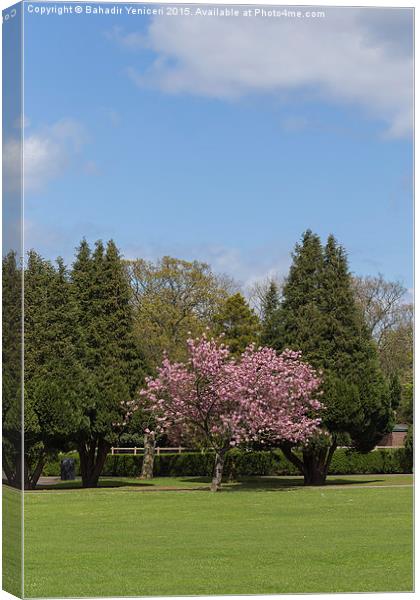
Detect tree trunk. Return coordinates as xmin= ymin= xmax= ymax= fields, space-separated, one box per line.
xmin=210 ymin=449 xmax=227 ymax=492
xmin=4 ymin=454 xmax=23 ymax=489
xmin=23 ymin=455 xmax=31 ymax=490
xmin=140 ymin=432 xmax=155 ymax=479
xmin=302 ymin=440 xmax=338 ymax=486
xmin=280 ymin=439 xmax=338 ymax=486
xmin=227 ymin=456 xmax=236 ymax=483
xmin=4 ymin=451 xmax=45 ymax=490
xmin=15 ymin=453 xmax=24 ymax=489
xmin=78 ymin=438 xmax=110 ymax=488
xmin=302 ymin=446 xmax=328 ymax=486
xmin=28 ymin=455 xmax=46 ymax=490
xmin=2 ymin=452 xmax=18 ymax=487
xmin=2 ymin=462 xmax=13 ymax=485
xmin=302 ymin=457 xmax=327 ymax=485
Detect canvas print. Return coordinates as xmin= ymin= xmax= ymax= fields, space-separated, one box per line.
xmin=2 ymin=1 xmax=414 ymax=597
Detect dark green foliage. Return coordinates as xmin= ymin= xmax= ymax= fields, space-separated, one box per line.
xmin=3 ymin=251 xmax=85 ymax=488
xmin=3 ymin=242 xmax=145 ymax=489
xmin=276 ymin=231 xmax=326 ymax=365
xmin=43 ymin=447 xmax=411 ymax=478
xmin=118 ymin=432 xmax=145 ymax=447
xmin=399 ymin=380 xmax=413 ymax=425
xmin=71 ymin=240 xmax=145 ymax=487
xmin=260 ymin=281 xmax=281 ymax=347
xmin=403 ymin=426 xmax=413 ymax=472
xmin=268 ymin=231 xmax=393 ymax=484
xmin=19 ymin=252 xmax=83 ymax=489
xmin=25 ymin=255 xmax=85 ymax=442
xmin=2 ymin=252 xmax=22 ymax=487
xmin=213 ymin=293 xmax=260 ymax=355
xmin=389 ymin=374 xmax=402 ymax=411
xmin=321 ymin=237 xmax=392 ymax=453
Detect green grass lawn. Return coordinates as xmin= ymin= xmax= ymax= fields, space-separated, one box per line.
xmin=18 ymin=475 xmax=413 ymax=597
xmin=2 ymin=486 xmax=22 ymax=597
xmin=35 ymin=473 xmax=413 ymax=490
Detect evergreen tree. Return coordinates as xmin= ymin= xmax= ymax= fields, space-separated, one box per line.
xmin=72 ymin=240 xmax=145 ymax=487
xmin=275 ymin=230 xmax=326 ymax=366
xmin=2 ymin=252 xmax=23 ymax=487
xmin=22 ymin=252 xmax=82 ymax=488
xmin=260 ymin=280 xmax=281 ymax=347
xmin=213 ymin=293 xmax=260 ymax=356
xmin=273 ymin=232 xmax=392 ymax=484
xmin=389 ymin=373 xmax=402 ymax=412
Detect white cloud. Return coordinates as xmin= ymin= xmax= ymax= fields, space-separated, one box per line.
xmin=13 ymin=115 xmax=31 ymax=129
xmin=105 ymin=26 xmax=148 ymax=50
xmin=120 ymin=8 xmax=413 ymax=138
xmin=3 ymin=118 xmax=88 ymax=193
xmin=199 ymin=245 xmax=287 ymax=292
xmin=123 ymin=240 xmax=290 ymax=294
xmin=3 ymin=138 xmax=23 ymax=193
xmin=23 ymin=218 xmax=111 ymax=260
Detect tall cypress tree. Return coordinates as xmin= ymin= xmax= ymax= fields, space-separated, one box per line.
xmin=273 ymin=232 xmax=392 ymax=484
xmin=72 ymin=239 xmax=145 ymax=487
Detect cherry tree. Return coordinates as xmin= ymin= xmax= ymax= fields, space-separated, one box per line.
xmin=139 ymin=334 xmax=322 ymax=491
xmin=233 ymin=345 xmax=322 ymax=447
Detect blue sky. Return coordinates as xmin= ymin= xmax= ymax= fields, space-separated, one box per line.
xmin=15 ymin=3 xmax=413 ymax=292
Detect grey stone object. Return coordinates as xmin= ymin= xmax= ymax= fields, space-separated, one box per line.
xmin=60 ymin=458 xmax=76 ymax=481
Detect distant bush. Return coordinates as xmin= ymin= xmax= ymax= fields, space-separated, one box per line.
xmin=403 ymin=426 xmax=413 ymax=472
xmin=43 ymin=447 xmax=412 ymax=478
xmin=328 ymin=448 xmax=409 ymax=474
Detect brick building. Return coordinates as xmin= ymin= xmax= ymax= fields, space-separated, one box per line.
xmin=377 ymin=424 xmax=409 ymax=448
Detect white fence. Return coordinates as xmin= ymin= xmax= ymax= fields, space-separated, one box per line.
xmin=110 ymin=447 xmax=193 ymax=456
xmin=111 ymin=445 xmax=404 ymax=456
xmin=110 ymin=445 xmax=402 ymax=456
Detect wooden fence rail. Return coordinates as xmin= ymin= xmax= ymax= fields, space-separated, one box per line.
xmin=110 ymin=447 xmax=194 ymax=456
xmin=109 ymin=445 xmax=402 ymax=456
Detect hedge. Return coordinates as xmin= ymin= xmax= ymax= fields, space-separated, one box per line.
xmin=43 ymin=447 xmax=412 ymax=478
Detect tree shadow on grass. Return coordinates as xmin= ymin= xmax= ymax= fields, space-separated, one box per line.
xmin=179 ymin=476 xmax=385 ymax=492
xmin=32 ymin=475 xmax=389 ymax=493
xmin=35 ymin=478 xmax=155 ymax=491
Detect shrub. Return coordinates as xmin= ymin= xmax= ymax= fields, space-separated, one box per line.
xmin=43 ymin=447 xmax=412 ymax=478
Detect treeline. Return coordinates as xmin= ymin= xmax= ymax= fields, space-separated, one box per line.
xmin=2 ymin=231 xmax=413 ymax=489
xmin=44 ymin=448 xmax=412 ymax=479
xmin=3 ymin=241 xmax=144 ymax=488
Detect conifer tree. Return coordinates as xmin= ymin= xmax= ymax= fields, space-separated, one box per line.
xmin=2 ymin=252 xmax=23 ymax=487
xmin=273 ymin=231 xmax=392 ymax=484
xmin=276 ymin=230 xmax=326 ymax=365
xmin=213 ymin=293 xmax=260 ymax=356
xmin=72 ymin=240 xmax=145 ymax=487
xmin=389 ymin=373 xmax=402 ymax=412
xmin=22 ymin=252 xmax=82 ymax=488
xmin=260 ymin=280 xmax=281 ymax=347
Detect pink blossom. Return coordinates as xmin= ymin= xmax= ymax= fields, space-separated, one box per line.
xmin=138 ymin=334 xmax=322 ymax=455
